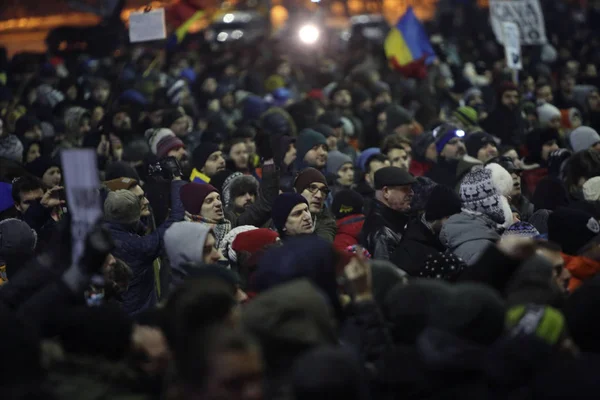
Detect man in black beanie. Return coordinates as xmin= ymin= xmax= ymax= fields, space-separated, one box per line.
xmin=359 ymin=166 xmax=416 ymax=260
xmin=391 ymin=184 xmax=462 ymax=275
xmin=190 ymin=143 xmax=226 ymax=184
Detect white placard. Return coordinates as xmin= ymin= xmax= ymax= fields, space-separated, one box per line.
xmin=490 ymin=0 xmax=547 ymax=46
xmin=503 ymin=22 xmax=522 ymax=70
xmin=60 ymin=149 xmax=102 ymax=266
xmin=129 ymin=8 xmax=166 ymax=43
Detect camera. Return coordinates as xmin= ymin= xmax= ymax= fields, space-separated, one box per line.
xmin=148 ymin=156 xmax=183 ymax=180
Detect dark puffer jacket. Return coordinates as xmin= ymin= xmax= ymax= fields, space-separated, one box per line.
xmin=359 ymin=200 xmax=409 ymax=261
xmin=391 ymin=217 xmax=445 ymax=276
xmin=106 ymin=180 xmax=186 ymax=315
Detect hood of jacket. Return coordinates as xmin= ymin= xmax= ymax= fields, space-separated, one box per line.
xmin=440 ymin=211 xmax=501 ymax=251
xmin=336 ymin=214 xmax=365 ymax=240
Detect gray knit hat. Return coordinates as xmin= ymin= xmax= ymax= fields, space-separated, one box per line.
xmin=164 ymin=221 xmax=212 ymax=268
xmin=569 ymin=126 xmax=600 ymax=153
xmin=326 ymin=150 xmax=353 ymax=175
xmin=104 ymin=190 xmax=141 ymax=225
xmin=460 ymin=167 xmax=505 ymax=224
xmin=0 ymin=134 xmax=23 ymax=163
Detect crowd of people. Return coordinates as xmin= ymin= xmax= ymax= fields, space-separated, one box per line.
xmin=3 ymin=1 xmax=600 ymax=399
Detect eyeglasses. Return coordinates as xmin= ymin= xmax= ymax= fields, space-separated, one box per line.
xmin=306 ymin=184 xmax=330 ymax=197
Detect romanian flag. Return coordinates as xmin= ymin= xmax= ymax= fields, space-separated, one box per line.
xmin=384 ymin=7 xmax=435 ymax=79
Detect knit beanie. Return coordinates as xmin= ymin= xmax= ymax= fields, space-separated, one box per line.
xmin=326 ymin=150 xmax=353 ymax=176
xmin=502 ymin=221 xmax=540 ymax=238
xmin=412 ymin=131 xmax=436 ymax=162
xmin=0 ymin=134 xmax=23 ymax=163
xmin=548 ymin=207 xmax=600 ymax=255
xmin=63 ymin=106 xmax=90 ymax=136
xmin=296 ymin=129 xmax=327 ymax=164
xmin=104 ymin=177 xmax=138 ymax=192
xmin=331 ymin=189 xmax=364 ymax=219
xmin=219 ymin=225 xmax=258 ymax=264
xmin=179 ymin=183 xmax=218 ymax=215
xmin=583 ymin=176 xmax=600 ymax=202
xmin=146 ymin=128 xmax=180 ymax=157
xmin=506 ymin=305 xmax=566 ymax=347
xmin=0 ymin=218 xmax=37 ymax=257
xmin=385 ymin=104 xmax=413 ymax=132
xmin=452 ymin=106 xmax=478 ymax=129
xmin=25 ymin=156 xmax=59 ymax=179
xmin=355 ymin=147 xmax=381 ymax=172
xmin=272 ymin=193 xmax=309 ymax=233
xmin=434 ymin=124 xmax=466 ymax=153
xmin=537 ymin=103 xmax=561 ymax=128
xmin=232 ymin=228 xmax=280 ymax=267
xmin=418 ymin=252 xmax=466 ymax=282
xmin=295 ymin=168 xmax=328 ymax=194
xmin=104 ymin=190 xmax=141 ymax=225
xmin=569 ymin=126 xmax=600 ymax=153
xmin=465 ymin=131 xmax=496 ymax=158
xmin=192 ymin=142 xmax=220 ymax=170
xmin=425 ymin=184 xmax=462 ymax=221
xmin=460 ymin=167 xmax=507 ymax=224
xmin=105 ymin=161 xmax=140 ymax=181
xmin=164 ymin=221 xmax=212 ymax=268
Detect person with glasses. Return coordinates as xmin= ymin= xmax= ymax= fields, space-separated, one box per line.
xmin=425 ymin=124 xmax=467 ymax=189
xmin=294 ymin=168 xmax=337 ymax=242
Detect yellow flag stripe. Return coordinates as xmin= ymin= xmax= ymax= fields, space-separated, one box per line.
xmin=175 ymin=10 xmax=205 ymax=43
xmin=384 ymin=28 xmax=415 ymax=66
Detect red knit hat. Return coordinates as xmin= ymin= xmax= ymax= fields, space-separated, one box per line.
xmin=179 ymin=182 xmax=218 ymax=215
xmin=231 ymin=228 xmax=279 ymax=267
xmin=156 ymin=135 xmax=185 ymax=159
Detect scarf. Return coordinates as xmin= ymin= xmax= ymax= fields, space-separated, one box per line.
xmin=186 ymin=212 xmax=232 ymax=247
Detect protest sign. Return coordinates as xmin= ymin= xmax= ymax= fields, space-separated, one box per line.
xmin=490 ymin=0 xmax=547 ymax=45
xmin=129 ymin=8 xmax=167 ymax=43
xmin=503 ymin=21 xmax=522 ymax=70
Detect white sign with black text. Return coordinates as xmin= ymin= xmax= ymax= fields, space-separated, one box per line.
xmin=60 ymin=149 xmax=102 ymax=267
xmin=503 ymin=21 xmax=522 ymax=70
xmin=129 ymin=8 xmax=167 ymax=43
xmin=490 ymin=0 xmax=547 ymax=46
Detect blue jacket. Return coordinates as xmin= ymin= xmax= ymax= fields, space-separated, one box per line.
xmin=106 ymin=180 xmax=186 ymax=315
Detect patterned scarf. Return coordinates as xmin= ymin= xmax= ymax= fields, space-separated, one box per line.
xmin=185 ymin=212 xmax=232 ymax=248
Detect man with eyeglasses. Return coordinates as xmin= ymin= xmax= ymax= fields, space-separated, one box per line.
xmin=425 ymin=124 xmax=467 ymax=189
xmin=294 ymin=168 xmax=337 ymax=242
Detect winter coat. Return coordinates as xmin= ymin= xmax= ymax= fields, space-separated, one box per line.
xmin=106 ymin=180 xmax=185 ymax=315
xmin=563 ymin=254 xmax=600 ymax=292
xmin=425 ymin=157 xmax=460 ymax=189
xmin=391 ymin=217 xmax=446 ymax=276
xmin=440 ymin=211 xmax=501 ymax=266
xmin=314 ymin=209 xmax=337 ymax=243
xmin=333 ymin=214 xmax=365 ymax=252
xmin=225 ymin=164 xmax=279 ymax=228
xmin=360 ymin=200 xmax=410 ymax=261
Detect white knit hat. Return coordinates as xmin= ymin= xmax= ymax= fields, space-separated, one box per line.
xmin=537 ymin=103 xmax=561 ymax=128
xmin=145 ymin=128 xmax=175 ymax=155
xmin=583 ymin=177 xmax=600 ymax=202
xmin=219 ymin=225 xmax=258 ymax=263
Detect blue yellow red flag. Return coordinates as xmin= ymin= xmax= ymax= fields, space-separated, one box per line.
xmin=384 ymin=7 xmax=435 ymax=77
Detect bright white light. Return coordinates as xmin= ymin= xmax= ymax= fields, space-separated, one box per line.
xmin=217 ymin=32 xmax=228 ymax=42
xmin=311 ymin=0 xmax=321 ymax=3
xmin=299 ymin=25 xmax=320 ymax=45
xmin=456 ymin=129 xmax=465 ymax=137
xmin=231 ymin=30 xmax=243 ymax=39
xmin=223 ymin=13 xmax=234 ymax=23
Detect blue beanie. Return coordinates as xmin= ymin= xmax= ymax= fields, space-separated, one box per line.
xmin=356 ymin=148 xmax=381 ymax=172
xmin=243 ymin=95 xmax=270 ymax=122
xmin=272 ymin=193 xmax=308 ymax=234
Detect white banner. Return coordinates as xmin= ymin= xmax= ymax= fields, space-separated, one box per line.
xmin=60 ymin=149 xmax=102 ymax=266
xmin=129 ymin=8 xmax=167 ymax=43
xmin=490 ymin=0 xmax=547 ymax=46
xmin=503 ymin=22 xmax=522 ymax=70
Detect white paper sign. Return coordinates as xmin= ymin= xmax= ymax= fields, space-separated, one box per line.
xmin=60 ymin=149 xmax=102 ymax=266
xmin=503 ymin=22 xmax=522 ymax=70
xmin=490 ymin=0 xmax=547 ymax=46
xmin=129 ymin=8 xmax=166 ymax=43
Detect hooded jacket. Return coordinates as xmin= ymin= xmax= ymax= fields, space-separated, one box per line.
xmin=440 ymin=211 xmax=502 ymax=266
xmin=105 ymin=180 xmax=186 ymax=315
xmin=333 ymin=214 xmax=365 ymax=252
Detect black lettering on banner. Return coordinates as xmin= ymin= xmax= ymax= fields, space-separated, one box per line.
xmin=512 ymin=53 xmax=520 ymax=65
xmin=70 ymin=187 xmax=99 ymax=209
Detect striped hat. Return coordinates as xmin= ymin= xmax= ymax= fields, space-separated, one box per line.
xmin=452 ymin=106 xmax=479 ymax=128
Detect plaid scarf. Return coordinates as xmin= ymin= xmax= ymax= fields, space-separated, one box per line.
xmin=185 ymin=212 xmax=232 ymax=248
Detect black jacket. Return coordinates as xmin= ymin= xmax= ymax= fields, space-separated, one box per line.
xmin=391 ymin=217 xmax=445 ymax=276
xmin=425 ymin=158 xmax=460 ymax=189
xmin=359 ymin=200 xmax=409 ymax=261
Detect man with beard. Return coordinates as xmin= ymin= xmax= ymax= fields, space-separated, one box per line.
xmin=190 ymin=142 xmax=226 ymax=184
xmin=294 ymin=129 xmax=328 ymax=172
xmin=425 ymin=124 xmax=467 ymax=188
xmin=146 ymin=128 xmax=191 ymax=175
xmin=329 ymin=84 xmax=353 ymax=117
xmin=480 ymin=81 xmax=526 ymax=147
